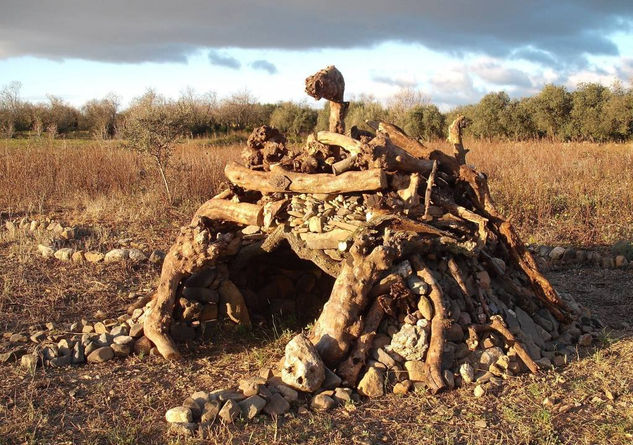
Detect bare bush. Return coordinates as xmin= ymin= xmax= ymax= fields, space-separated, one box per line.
xmin=121 ymin=90 xmax=189 ymax=204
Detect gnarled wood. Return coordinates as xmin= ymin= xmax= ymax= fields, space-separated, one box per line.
xmin=193 ymin=198 xmax=264 ymax=227
xmin=144 ymin=223 xmax=230 ymax=360
xmin=305 ymin=65 xmax=345 ymax=102
xmin=317 ymin=132 xmax=435 ymax=174
xmin=448 ymin=115 xmax=469 ymax=165
xmin=311 ymin=240 xmax=398 ymax=367
xmin=338 ymin=298 xmax=385 ymax=386
xmin=305 ymin=65 xmax=348 ymax=134
xmin=423 ymin=161 xmax=437 ymax=220
xmin=225 ymin=162 xmax=387 ymax=194
xmin=368 ymin=120 xmax=461 ymax=173
xmin=411 ymin=256 xmax=449 ymax=393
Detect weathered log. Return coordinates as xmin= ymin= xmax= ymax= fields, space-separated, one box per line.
xmin=423 ymin=160 xmax=437 ymax=220
xmin=311 ymin=239 xmax=398 ymax=367
xmin=299 ymin=228 xmax=353 ymax=250
xmin=193 ymin=198 xmax=264 ymax=227
xmin=317 ymin=132 xmax=435 ymax=174
xmin=224 ymin=162 xmax=387 ymax=194
xmin=367 ymin=120 xmax=461 ymax=173
xmin=144 ymin=223 xmax=230 ymax=360
xmin=282 ymin=230 xmax=341 ymax=278
xmin=316 ymin=131 xmax=363 ymax=155
xmin=338 ymin=299 xmax=385 ymax=386
xmin=448 ymin=115 xmax=469 ymax=165
xmin=329 ymin=101 xmax=349 ymax=134
xmin=411 ymin=256 xmax=449 ymax=393
xmin=471 ymin=316 xmax=540 ymax=374
xmin=331 ymin=154 xmax=358 ymax=175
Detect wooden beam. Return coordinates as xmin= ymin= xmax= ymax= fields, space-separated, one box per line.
xmin=224 ymin=162 xmax=387 ymax=194
xmin=193 ymin=198 xmax=264 ymax=227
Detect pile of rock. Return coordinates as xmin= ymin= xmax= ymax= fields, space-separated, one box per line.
xmin=3 ymin=216 xmax=165 ymax=265
xmin=4 ymin=217 xmax=78 ymax=240
xmin=533 ymin=245 xmax=631 ymax=270
xmin=36 ymin=243 xmax=164 ymax=265
xmin=1 ymin=298 xmax=158 ymax=370
xmin=165 ymin=335 xmax=358 ymax=437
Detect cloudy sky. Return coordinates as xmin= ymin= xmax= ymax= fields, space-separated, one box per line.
xmin=1 ymin=1 xmax=633 ymax=110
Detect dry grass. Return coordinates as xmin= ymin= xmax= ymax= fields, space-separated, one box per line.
xmin=1 ymin=137 xmax=633 ymax=444
xmin=0 ymin=138 xmax=239 ymax=224
xmin=456 ymin=139 xmax=633 ymax=246
xmin=2 ymin=137 xmax=632 ymax=246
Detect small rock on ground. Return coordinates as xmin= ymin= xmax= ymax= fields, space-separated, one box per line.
xmin=357 ymin=367 xmax=385 ymax=398
xmin=281 ymin=334 xmax=325 ymax=392
xmin=165 ymin=406 xmax=193 ymax=423
xmin=263 ymin=393 xmax=290 ymax=416
xmin=87 ymin=346 xmax=114 ymax=363
xmin=311 ymin=393 xmax=337 ymax=411
xmin=218 ymin=399 xmax=240 ymax=424
xmin=238 ymin=395 xmax=266 ymax=419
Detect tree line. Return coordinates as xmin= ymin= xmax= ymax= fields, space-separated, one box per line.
xmin=1 ymin=80 xmax=632 ymax=142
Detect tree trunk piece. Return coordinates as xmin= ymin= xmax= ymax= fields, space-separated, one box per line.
xmin=337 ymin=299 xmax=385 ymax=386
xmin=310 ymin=241 xmax=397 ymax=367
xmin=368 ymin=120 xmax=461 ymax=174
xmin=329 ymin=101 xmax=349 ymax=134
xmin=224 ymin=162 xmax=387 ymax=194
xmin=448 ymin=115 xmax=469 ymax=165
xmin=423 ymin=161 xmax=437 ymax=220
xmin=411 ymin=256 xmax=449 ymax=393
xmin=193 ymin=198 xmax=264 ymax=227
xmin=144 ymin=213 xmax=233 ymax=360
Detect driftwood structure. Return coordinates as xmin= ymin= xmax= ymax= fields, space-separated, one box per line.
xmin=143 ymin=66 xmax=587 ymax=395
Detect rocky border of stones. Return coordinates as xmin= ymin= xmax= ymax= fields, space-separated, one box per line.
xmin=1 ymin=299 xmax=609 ymax=439
xmin=164 ymin=349 xmax=360 ymax=438
xmin=531 ymin=244 xmax=632 ymax=270
xmin=4 ymin=217 xmax=165 ymax=265
xmin=161 ymin=322 xmax=602 ymax=439
xmin=1 ymin=299 xmax=161 ymax=370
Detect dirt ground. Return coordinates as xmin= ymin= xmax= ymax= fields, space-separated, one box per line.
xmin=0 ymin=229 xmax=631 ymax=444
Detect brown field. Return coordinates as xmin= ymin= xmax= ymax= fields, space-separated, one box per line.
xmin=2 ymin=138 xmax=632 ymax=245
xmin=0 ymin=137 xmax=632 ymax=444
